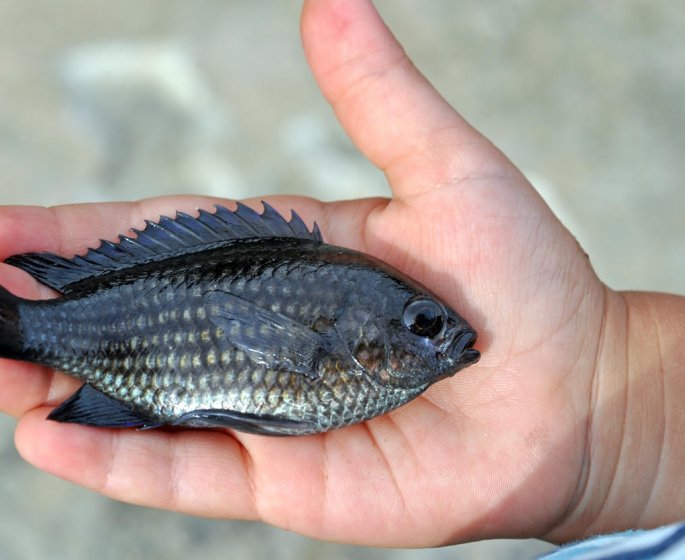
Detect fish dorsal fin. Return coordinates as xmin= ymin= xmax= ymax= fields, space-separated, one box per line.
xmin=5 ymin=202 xmax=322 ymax=294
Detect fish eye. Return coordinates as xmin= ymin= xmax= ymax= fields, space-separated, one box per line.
xmin=402 ymin=297 xmax=446 ymax=338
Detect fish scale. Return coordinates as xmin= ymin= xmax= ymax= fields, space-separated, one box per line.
xmin=0 ymin=203 xmax=480 ymax=435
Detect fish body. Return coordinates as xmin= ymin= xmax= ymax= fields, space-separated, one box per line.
xmin=0 ymin=203 xmax=479 ymax=435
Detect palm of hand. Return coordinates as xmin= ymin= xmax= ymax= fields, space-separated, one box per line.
xmin=0 ymin=0 xmax=608 ymax=547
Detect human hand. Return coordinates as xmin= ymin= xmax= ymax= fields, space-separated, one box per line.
xmin=2 ymin=0 xmax=683 ymax=547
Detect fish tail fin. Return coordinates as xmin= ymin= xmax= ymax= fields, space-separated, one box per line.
xmin=0 ymin=285 xmax=24 ymax=360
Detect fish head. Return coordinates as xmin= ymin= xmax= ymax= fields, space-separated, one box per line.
xmin=339 ymin=281 xmax=480 ymax=390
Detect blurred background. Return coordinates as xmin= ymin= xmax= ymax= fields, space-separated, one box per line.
xmin=0 ymin=1 xmax=683 ymax=559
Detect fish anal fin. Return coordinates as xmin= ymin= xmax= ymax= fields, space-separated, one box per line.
xmin=47 ymin=384 xmax=157 ymax=428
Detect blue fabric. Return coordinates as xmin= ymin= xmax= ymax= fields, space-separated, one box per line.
xmin=540 ymin=523 xmax=685 ymax=560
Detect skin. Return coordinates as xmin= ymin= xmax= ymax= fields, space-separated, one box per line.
xmin=0 ymin=0 xmax=683 ymax=547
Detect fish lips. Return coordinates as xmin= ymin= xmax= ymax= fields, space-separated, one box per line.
xmin=446 ymin=329 xmax=480 ymax=367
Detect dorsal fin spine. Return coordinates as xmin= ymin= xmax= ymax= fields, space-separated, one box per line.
xmin=5 ymin=202 xmax=322 ymax=294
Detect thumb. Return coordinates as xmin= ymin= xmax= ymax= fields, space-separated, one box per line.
xmin=301 ymin=0 xmax=512 ymax=200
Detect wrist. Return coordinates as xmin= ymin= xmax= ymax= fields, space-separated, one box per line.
xmin=550 ymin=289 xmax=685 ymax=541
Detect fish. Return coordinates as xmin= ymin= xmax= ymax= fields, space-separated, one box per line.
xmin=0 ymin=202 xmax=480 ymax=435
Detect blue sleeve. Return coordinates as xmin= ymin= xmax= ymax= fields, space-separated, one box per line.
xmin=540 ymin=522 xmax=685 ymax=560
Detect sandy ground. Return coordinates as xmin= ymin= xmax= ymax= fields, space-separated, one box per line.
xmin=0 ymin=1 xmax=683 ymax=559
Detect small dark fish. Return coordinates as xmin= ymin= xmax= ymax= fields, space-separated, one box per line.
xmin=0 ymin=203 xmax=479 ymax=435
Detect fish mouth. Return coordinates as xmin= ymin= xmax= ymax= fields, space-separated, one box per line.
xmin=448 ymin=329 xmax=480 ymax=366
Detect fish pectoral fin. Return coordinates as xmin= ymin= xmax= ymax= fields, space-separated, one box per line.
xmin=207 ymin=290 xmax=329 ymax=380
xmin=47 ymin=384 xmax=158 ymax=429
xmin=172 ymin=409 xmax=314 ymax=436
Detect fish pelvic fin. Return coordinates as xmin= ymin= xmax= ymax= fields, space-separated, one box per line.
xmin=172 ymin=409 xmax=317 ymax=436
xmin=0 ymin=285 xmax=23 ymax=360
xmin=4 ymin=202 xmax=322 ymax=295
